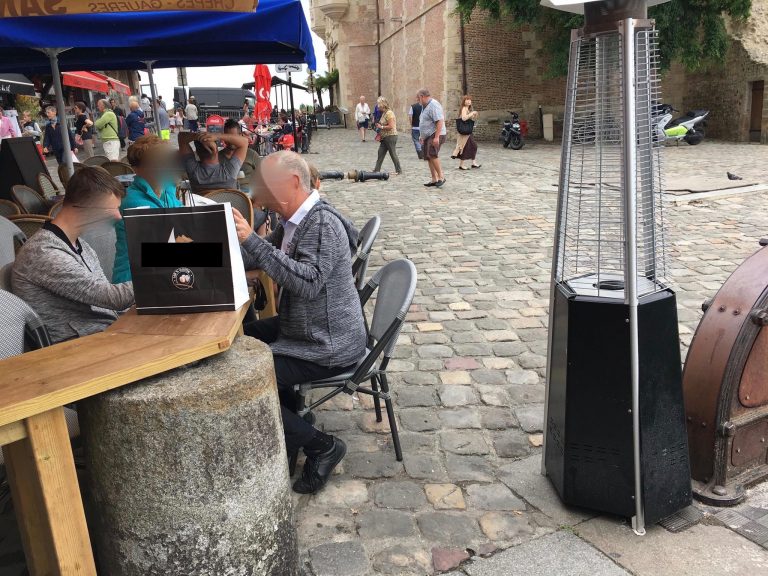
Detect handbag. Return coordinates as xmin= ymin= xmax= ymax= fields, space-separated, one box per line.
xmin=456 ymin=118 xmax=475 ymax=135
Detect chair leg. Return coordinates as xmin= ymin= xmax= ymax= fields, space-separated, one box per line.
xmin=379 ymin=373 xmax=402 ymax=462
xmin=370 ymin=375 xmax=383 ymax=423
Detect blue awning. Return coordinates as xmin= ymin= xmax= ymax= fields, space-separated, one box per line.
xmin=0 ymin=0 xmax=316 ymax=72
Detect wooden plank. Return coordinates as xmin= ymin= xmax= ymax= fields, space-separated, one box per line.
xmin=0 ymin=420 xmax=26 ymax=445
xmin=108 ymin=305 xmax=247 ymax=338
xmin=0 ymin=305 xmax=248 ymax=428
xmin=4 ymin=408 xmax=96 ymax=575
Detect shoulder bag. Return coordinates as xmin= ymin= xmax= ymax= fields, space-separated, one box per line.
xmin=456 ymin=117 xmax=475 ymax=136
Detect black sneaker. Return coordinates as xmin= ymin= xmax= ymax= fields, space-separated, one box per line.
xmin=292 ymin=437 xmax=347 ymax=494
xmin=435 ymin=179 xmax=446 ymax=188
xmin=424 ymin=181 xmax=437 ymax=187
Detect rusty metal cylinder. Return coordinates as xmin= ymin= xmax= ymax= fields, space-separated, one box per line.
xmin=80 ymin=337 xmax=297 ymax=576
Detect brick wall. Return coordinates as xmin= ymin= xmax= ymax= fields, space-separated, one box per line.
xmin=662 ymin=39 xmax=768 ymax=143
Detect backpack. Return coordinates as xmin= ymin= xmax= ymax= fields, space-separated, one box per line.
xmin=116 ymin=114 xmax=127 ymax=139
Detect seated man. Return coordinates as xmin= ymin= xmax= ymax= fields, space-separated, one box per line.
xmin=12 ymin=166 xmax=134 ymax=343
xmin=232 ymin=151 xmax=366 ymax=495
xmin=179 ymin=131 xmax=248 ymax=193
xmin=220 ymin=118 xmax=261 ymax=180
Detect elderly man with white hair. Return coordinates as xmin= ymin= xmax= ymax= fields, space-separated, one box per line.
xmin=233 ymin=150 xmax=366 ymax=495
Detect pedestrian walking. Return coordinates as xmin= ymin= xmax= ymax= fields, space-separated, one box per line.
xmin=156 ymin=100 xmax=171 ymax=140
xmin=125 ymin=97 xmax=146 ymax=146
xmin=408 ymin=98 xmax=423 ymax=159
xmin=185 ymin=96 xmax=199 ymax=133
xmin=73 ymin=102 xmax=94 ymax=159
xmin=94 ymin=99 xmax=121 ymax=161
xmin=355 ymin=96 xmax=371 ymax=142
xmin=452 ymin=95 xmax=481 ymax=170
xmin=372 ymin=97 xmax=402 ymax=175
xmin=42 ymin=106 xmax=78 ymax=165
xmin=109 ymin=97 xmax=128 ymax=149
xmin=417 ymin=88 xmax=446 ymax=187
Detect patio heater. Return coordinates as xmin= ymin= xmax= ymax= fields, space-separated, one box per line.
xmin=540 ymin=0 xmax=691 ymax=534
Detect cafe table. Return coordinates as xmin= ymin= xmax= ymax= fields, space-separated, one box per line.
xmin=0 ymin=303 xmax=248 ymax=575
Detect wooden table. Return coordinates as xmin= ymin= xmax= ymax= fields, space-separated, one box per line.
xmin=0 ymin=304 xmax=248 ymax=575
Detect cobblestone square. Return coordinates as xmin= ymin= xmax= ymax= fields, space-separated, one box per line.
xmin=293 ymin=130 xmax=768 ymax=575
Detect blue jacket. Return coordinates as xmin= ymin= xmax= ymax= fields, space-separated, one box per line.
xmin=112 ymin=176 xmax=183 ymax=283
xmin=125 ymin=109 xmax=145 ymax=141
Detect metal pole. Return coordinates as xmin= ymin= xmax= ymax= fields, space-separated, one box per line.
xmin=542 ymin=30 xmax=581 ymax=476
xmin=288 ymin=72 xmax=298 ymax=152
xmin=41 ymin=48 xmax=75 ymax=178
xmin=621 ymin=17 xmax=645 ymax=536
xmin=143 ymin=60 xmax=160 ymax=134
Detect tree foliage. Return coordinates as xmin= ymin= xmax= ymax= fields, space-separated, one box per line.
xmin=455 ymin=0 xmax=752 ymax=77
xmin=306 ymin=69 xmax=340 ymax=108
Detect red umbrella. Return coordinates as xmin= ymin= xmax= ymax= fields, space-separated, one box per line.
xmin=253 ymin=64 xmax=272 ymax=123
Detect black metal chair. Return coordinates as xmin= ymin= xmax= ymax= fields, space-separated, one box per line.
xmin=295 ymin=259 xmax=417 ymax=462
xmin=352 ymin=215 xmax=381 ymax=291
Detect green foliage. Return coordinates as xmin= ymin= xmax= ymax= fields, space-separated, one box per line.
xmin=455 ymin=0 xmax=752 ymax=76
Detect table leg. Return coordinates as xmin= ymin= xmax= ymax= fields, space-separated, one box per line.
xmin=2 ymin=407 xmax=96 ymax=576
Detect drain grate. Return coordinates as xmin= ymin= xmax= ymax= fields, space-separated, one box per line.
xmin=659 ymin=506 xmax=703 ymax=533
xmin=735 ymin=521 xmax=768 ymax=546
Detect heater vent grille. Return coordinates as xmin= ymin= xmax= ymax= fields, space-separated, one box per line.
xmin=555 ymin=27 xmax=667 ymax=299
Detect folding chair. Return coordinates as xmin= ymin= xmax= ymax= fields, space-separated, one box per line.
xmin=295 ymin=259 xmax=417 ymax=462
xmin=352 ymin=215 xmax=381 ymax=291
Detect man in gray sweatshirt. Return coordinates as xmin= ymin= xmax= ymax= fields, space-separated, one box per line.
xmin=234 ymin=151 xmax=366 ymax=494
xmin=12 ymin=167 xmax=134 ymax=343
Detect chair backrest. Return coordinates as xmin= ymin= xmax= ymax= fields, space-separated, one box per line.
xmin=0 ymin=199 xmax=21 ymax=217
xmin=353 ymin=215 xmax=381 ymax=290
xmin=0 ymin=289 xmax=51 ymax=359
xmin=82 ymin=155 xmax=110 ymax=167
xmin=0 ymin=215 xmax=27 ymax=262
xmin=7 ymin=215 xmax=51 ymax=242
xmin=11 ymin=184 xmax=47 ymax=215
xmin=57 ymin=162 xmax=85 ymax=187
xmin=48 ymin=200 xmax=64 ymax=219
xmin=203 ymin=189 xmax=254 ymax=226
xmin=102 ymin=161 xmax=135 ymax=177
xmin=82 ymin=223 xmax=117 ymax=282
xmin=37 ymin=172 xmax=60 ymax=199
xmin=362 ymin=259 xmax=417 ymax=359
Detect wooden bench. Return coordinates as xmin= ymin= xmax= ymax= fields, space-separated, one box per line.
xmin=0 ymin=304 xmax=248 ymax=575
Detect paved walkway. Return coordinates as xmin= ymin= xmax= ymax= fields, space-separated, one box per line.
xmin=2 ymin=130 xmax=767 ymax=575
xmin=292 ymin=130 xmax=768 ymax=575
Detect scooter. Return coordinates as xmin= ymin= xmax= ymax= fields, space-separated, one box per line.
xmin=655 ymin=105 xmax=709 ymax=145
xmin=500 ymin=111 xmax=524 ymax=150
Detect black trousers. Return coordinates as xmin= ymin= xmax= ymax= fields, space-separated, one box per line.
xmin=243 ymin=316 xmax=352 ymax=453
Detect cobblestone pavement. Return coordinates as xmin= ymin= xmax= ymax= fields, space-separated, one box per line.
xmin=1 ymin=132 xmax=767 ymax=575
xmin=292 ymin=131 xmax=768 ymax=576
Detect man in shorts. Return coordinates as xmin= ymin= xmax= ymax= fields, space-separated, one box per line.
xmin=417 ymin=88 xmax=446 ymax=188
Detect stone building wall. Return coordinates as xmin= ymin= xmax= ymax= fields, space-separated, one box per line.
xmin=662 ymin=39 xmax=768 ymax=143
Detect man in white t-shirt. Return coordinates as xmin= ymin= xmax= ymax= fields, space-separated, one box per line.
xmin=185 ymin=96 xmax=199 ymax=132
xmin=354 ymin=96 xmax=370 ymax=143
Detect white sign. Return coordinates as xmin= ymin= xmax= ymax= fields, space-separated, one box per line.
xmin=275 ymin=64 xmax=303 ymax=73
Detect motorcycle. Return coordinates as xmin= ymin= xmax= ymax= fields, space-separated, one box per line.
xmin=654 ymin=104 xmax=709 ymax=145
xmin=500 ymin=111 xmax=524 ymax=150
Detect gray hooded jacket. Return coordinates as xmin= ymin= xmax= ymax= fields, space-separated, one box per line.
xmin=240 ymin=200 xmax=366 ymax=368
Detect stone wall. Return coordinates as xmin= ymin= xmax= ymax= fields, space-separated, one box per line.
xmin=662 ymin=39 xmax=768 ymax=143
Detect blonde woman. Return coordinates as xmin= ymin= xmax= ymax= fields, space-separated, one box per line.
xmin=452 ymin=95 xmax=481 ymax=170
xmin=373 ymin=97 xmax=402 ymax=175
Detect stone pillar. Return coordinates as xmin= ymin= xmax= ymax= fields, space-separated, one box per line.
xmin=80 ymin=337 xmax=297 ymax=576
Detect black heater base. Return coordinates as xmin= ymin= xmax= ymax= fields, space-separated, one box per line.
xmin=544 ymin=283 xmax=692 ymax=525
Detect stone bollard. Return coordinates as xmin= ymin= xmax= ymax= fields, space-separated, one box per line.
xmin=80 ymin=336 xmax=297 ymax=576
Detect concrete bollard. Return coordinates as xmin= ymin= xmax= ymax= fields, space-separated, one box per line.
xmin=80 ymin=336 xmax=297 ymax=576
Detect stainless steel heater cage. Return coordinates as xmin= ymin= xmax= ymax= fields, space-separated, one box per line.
xmin=542 ymin=15 xmax=691 ymax=536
